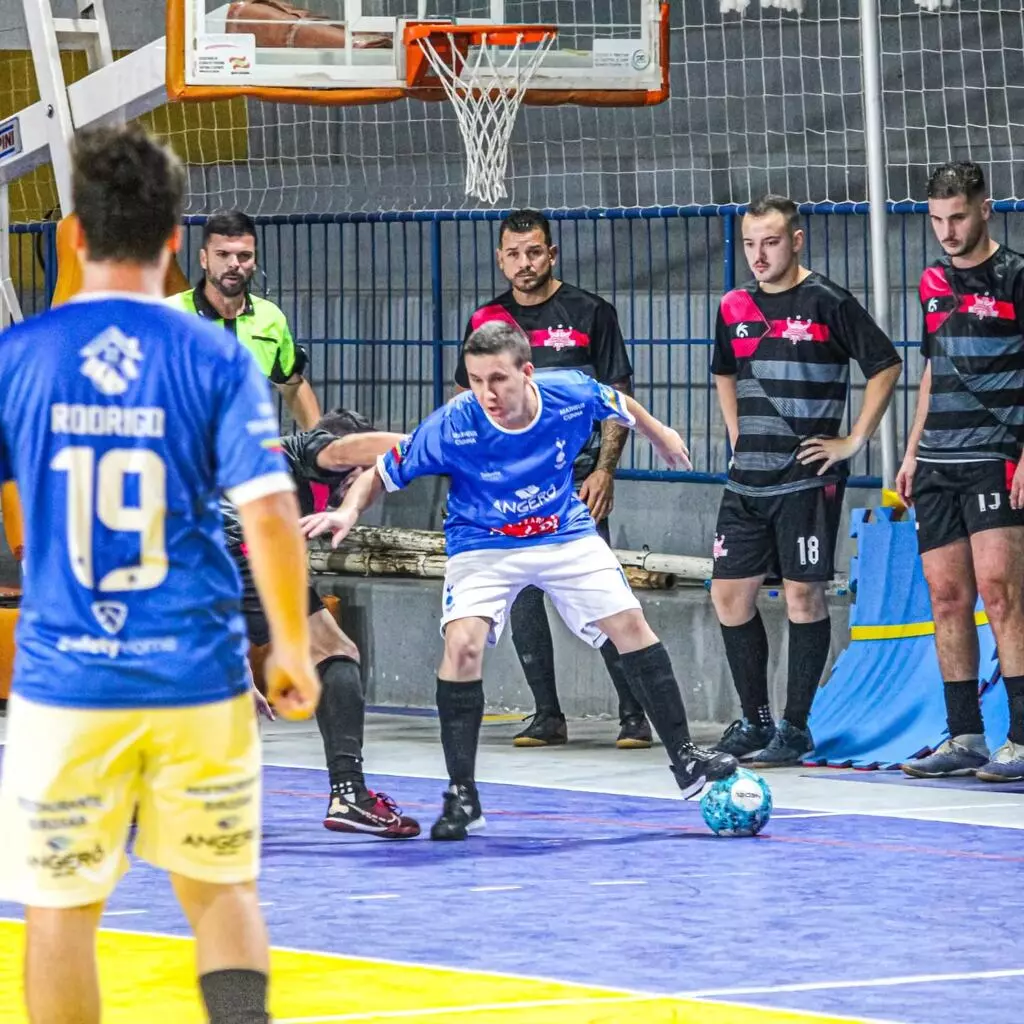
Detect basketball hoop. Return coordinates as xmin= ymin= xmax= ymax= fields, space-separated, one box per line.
xmin=404 ymin=23 xmax=558 ymax=205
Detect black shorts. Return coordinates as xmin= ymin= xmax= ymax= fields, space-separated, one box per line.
xmin=711 ymin=482 xmax=846 ymax=583
xmin=912 ymin=459 xmax=1024 ymax=554
xmin=242 ymin=585 xmax=324 ymax=648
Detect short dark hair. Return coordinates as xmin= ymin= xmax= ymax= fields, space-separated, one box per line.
xmin=316 ymin=407 xmax=373 ymax=436
xmin=71 ymin=123 xmax=185 ymax=264
xmin=463 ymin=320 xmax=531 ymax=367
xmin=745 ymin=194 xmax=801 ymax=233
xmin=202 ymin=210 xmax=258 ymax=246
xmin=498 ymin=209 xmax=552 ymax=247
xmin=926 ymin=161 xmax=987 ymax=202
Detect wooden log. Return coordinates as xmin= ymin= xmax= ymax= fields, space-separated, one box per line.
xmin=309 ymin=547 xmax=447 ymax=578
xmin=338 ymin=525 xmax=447 ymax=554
xmin=622 ymin=566 xmax=676 ymax=590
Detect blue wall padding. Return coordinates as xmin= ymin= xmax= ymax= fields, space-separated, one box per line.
xmin=808 ymin=508 xmax=1002 ymax=769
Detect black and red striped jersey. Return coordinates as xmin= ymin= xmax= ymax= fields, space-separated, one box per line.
xmin=918 ymin=246 xmax=1024 ymax=464
xmin=455 ymin=282 xmax=633 ymax=479
xmin=712 ymin=272 xmax=901 ymax=496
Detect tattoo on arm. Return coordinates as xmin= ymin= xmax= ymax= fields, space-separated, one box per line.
xmin=596 ymin=378 xmax=632 ymax=473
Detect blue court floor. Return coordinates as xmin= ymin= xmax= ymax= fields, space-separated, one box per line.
xmin=1 ymin=713 xmax=1023 ymax=1023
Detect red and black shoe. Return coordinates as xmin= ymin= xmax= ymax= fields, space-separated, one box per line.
xmin=323 ymin=787 xmax=421 ymax=839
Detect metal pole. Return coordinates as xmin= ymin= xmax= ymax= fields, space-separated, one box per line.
xmin=0 ymin=184 xmax=25 ymax=326
xmin=860 ymin=0 xmax=898 ymax=490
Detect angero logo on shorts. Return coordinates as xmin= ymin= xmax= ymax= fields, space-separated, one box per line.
xmin=28 ymin=838 xmax=105 ymax=878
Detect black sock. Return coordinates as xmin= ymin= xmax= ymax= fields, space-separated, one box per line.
xmin=199 ymin=969 xmax=269 ymax=1024
xmin=315 ymin=655 xmax=366 ymax=792
xmin=600 ymin=639 xmax=645 ymax=722
xmin=510 ymin=585 xmax=561 ymax=716
xmin=436 ymin=678 xmax=484 ymax=789
xmin=720 ymin=613 xmax=772 ymax=726
xmin=1004 ymin=675 xmax=1024 ymax=745
xmin=784 ymin=617 xmax=832 ymax=730
xmin=944 ymin=680 xmax=984 ymax=738
xmin=617 ymin=642 xmax=691 ymax=764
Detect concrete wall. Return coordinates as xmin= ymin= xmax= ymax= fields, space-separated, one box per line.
xmin=316 ymin=573 xmax=851 ymax=724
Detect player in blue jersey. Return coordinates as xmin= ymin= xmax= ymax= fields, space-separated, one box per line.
xmin=301 ymin=319 xmax=739 ymax=839
xmin=0 ymin=125 xmax=319 ymax=1024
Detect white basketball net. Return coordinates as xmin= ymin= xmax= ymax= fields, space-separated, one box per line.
xmin=413 ymin=29 xmax=557 ymax=205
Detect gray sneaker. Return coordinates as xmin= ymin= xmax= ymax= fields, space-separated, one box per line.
xmin=901 ymin=735 xmax=989 ymax=778
xmin=976 ymin=741 xmax=1024 ymax=783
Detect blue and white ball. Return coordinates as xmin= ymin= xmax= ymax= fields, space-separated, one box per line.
xmin=700 ymin=768 xmax=773 ymax=837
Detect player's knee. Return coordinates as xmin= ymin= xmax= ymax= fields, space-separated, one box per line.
xmin=444 ymin=630 xmax=486 ymax=676
xmin=927 ymin=577 xmax=975 ymax=620
xmin=976 ymin=576 xmax=1020 ymax=625
xmin=710 ymin=580 xmax=757 ymax=625
xmin=783 ymin=581 xmax=827 ymax=623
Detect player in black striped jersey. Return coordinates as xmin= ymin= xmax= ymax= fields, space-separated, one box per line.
xmin=710 ymin=195 xmax=901 ymax=767
xmin=897 ymin=162 xmax=1024 ymax=783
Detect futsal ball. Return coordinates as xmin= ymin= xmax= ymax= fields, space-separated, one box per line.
xmin=700 ymin=768 xmax=773 ymax=837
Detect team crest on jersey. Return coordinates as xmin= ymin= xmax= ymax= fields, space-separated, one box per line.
xmin=782 ymin=317 xmax=813 ymax=344
xmin=79 ymin=327 xmax=143 ymax=396
xmin=91 ymin=600 xmax=128 ymax=636
xmin=968 ymin=294 xmax=998 ymax=319
xmin=544 ymin=325 xmax=576 ymax=350
xmin=554 ymin=439 xmax=567 ymax=469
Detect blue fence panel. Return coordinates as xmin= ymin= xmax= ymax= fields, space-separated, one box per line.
xmin=18 ymin=207 xmax=1024 ymax=485
xmin=8 ymin=222 xmax=57 ymax=320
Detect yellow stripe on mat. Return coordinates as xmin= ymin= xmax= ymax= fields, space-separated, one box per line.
xmin=850 ymin=609 xmax=989 ymax=642
xmin=0 ymin=920 xmax=870 ymax=1024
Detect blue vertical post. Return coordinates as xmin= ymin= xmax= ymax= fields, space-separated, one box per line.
xmin=430 ymin=219 xmax=444 ymax=410
xmin=42 ymin=221 xmax=58 ymax=309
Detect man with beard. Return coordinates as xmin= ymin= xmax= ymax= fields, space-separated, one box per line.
xmin=897 ymin=162 xmax=1024 ymax=782
xmin=710 ymin=194 xmax=901 ymax=767
xmin=168 ymin=210 xmax=321 ymax=428
xmin=454 ymin=209 xmax=653 ymax=749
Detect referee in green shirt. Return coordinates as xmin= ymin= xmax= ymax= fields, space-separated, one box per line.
xmin=168 ymin=210 xmax=322 ymax=429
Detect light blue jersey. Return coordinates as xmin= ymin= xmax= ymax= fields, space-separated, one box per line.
xmin=0 ymin=294 xmax=291 ymax=709
xmin=378 ymin=370 xmax=633 ymax=556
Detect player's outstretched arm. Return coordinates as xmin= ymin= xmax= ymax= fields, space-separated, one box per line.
xmin=238 ymin=490 xmax=321 ymax=720
xmin=317 ymin=432 xmax=406 ymax=471
xmin=797 ymin=362 xmax=902 ymax=476
xmin=299 ymin=466 xmax=386 ymax=548
xmin=622 ymin=394 xmax=692 ymax=470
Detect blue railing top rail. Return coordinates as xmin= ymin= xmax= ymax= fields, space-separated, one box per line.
xmin=179 ymin=199 xmax=1024 ymax=227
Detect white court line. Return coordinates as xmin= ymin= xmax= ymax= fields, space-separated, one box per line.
xmin=102 ymin=910 xmax=147 ymax=917
xmin=590 ymin=879 xmax=647 ymax=886
xmin=348 ymin=893 xmax=400 ymax=901
xmin=261 ymin=759 xmax=1023 ymax=829
xmin=468 ymin=885 xmax=522 ymax=892
xmin=682 ymin=966 xmax=1024 ymax=998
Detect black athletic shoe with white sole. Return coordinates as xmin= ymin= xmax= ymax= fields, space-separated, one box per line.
xmin=671 ymin=743 xmax=739 ymax=799
xmin=430 ymin=783 xmax=486 ymax=841
xmin=323 ymin=789 xmax=421 ymax=839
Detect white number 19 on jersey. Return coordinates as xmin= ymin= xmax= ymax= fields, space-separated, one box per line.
xmin=50 ymin=446 xmax=168 ymax=592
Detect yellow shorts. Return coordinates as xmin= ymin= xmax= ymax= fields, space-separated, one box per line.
xmin=0 ymin=691 xmax=261 ymax=909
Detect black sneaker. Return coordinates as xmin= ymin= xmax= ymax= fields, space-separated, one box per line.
xmin=746 ymin=719 xmax=814 ymax=768
xmin=429 ymin=783 xmax=486 ymax=841
xmin=513 ymin=710 xmax=568 ymax=747
xmin=715 ymin=718 xmax=777 ymax=760
xmin=324 ymin=788 xmax=421 ymax=839
xmin=671 ymin=743 xmax=739 ymax=799
xmin=616 ymin=714 xmax=653 ymax=749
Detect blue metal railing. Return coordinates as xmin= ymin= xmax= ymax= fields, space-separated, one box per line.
xmin=14 ymin=205 xmax=1024 ymax=486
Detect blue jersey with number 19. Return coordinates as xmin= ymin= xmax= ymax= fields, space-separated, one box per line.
xmin=0 ymin=294 xmax=292 ymax=709
xmin=377 ymin=370 xmax=634 ymax=556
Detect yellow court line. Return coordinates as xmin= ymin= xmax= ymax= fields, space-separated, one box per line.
xmin=0 ymin=920 xmax=881 ymax=1024
xmin=850 ymin=610 xmax=989 ymax=642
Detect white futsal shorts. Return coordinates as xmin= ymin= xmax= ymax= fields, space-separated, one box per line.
xmin=0 ymin=692 xmax=261 ymax=909
xmin=440 ymin=533 xmax=641 ymax=648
